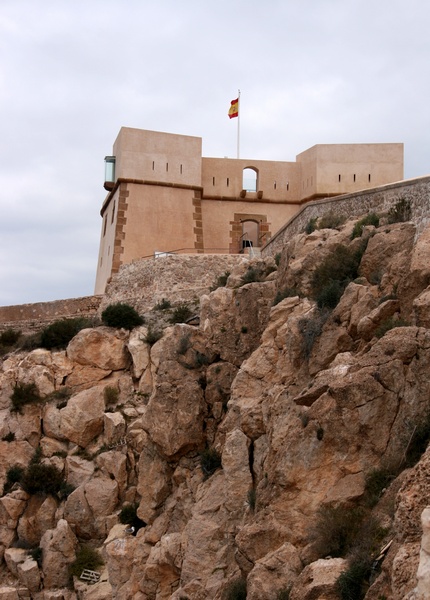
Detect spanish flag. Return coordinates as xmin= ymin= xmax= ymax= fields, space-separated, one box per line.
xmin=228 ymin=97 xmax=239 ymax=119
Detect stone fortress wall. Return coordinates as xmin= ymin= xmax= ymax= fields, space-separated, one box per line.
xmin=1 ymin=175 xmax=429 ymax=334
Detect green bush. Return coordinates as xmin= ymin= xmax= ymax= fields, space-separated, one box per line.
xmin=154 ymin=298 xmax=171 ymax=310
xmin=336 ymin=559 xmax=372 ymax=600
xmin=200 ymin=447 xmax=222 ymax=479
xmin=101 ymin=303 xmax=144 ymax=330
xmin=318 ymin=212 xmax=345 ymax=230
xmin=404 ymin=412 xmax=430 ymax=468
xmin=21 ymin=463 xmax=66 ymax=496
xmin=310 ymin=243 xmax=365 ymax=309
xmin=0 ymin=329 xmax=21 ymax=347
xmin=210 ymin=271 xmax=231 ymax=291
xmin=144 ymin=327 xmax=163 ymax=345
xmin=3 ymin=465 xmax=25 ymax=495
xmin=310 ymin=504 xmax=366 ymax=558
xmin=10 ymin=383 xmax=42 ymax=413
xmin=298 ymin=310 xmax=329 ymax=359
xmin=364 ymin=467 xmax=397 ymax=507
xmin=241 ymin=267 xmax=263 ymax=285
xmin=69 ymin=545 xmax=103 ymax=579
xmin=304 ymin=217 xmax=318 ymax=235
xmin=277 ymin=588 xmax=291 ymax=600
xmin=387 ymin=198 xmax=411 ymax=224
xmin=351 ymin=213 xmax=380 ymax=239
xmin=275 ymin=252 xmax=282 ymax=266
xmin=41 ymin=317 xmax=94 ymax=350
xmin=118 ymin=503 xmax=147 ymax=534
xmin=169 ymin=303 xmax=193 ymax=324
xmin=2 ymin=432 xmax=15 ymax=442
xmin=30 ymin=546 xmax=43 ymax=567
xmin=224 ymin=577 xmax=247 ymax=600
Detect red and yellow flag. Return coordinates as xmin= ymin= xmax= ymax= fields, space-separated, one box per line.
xmin=228 ymin=98 xmax=239 ymax=119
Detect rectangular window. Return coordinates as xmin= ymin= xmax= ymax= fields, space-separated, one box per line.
xmin=286 ymin=182 xmax=289 ymax=191
xmin=368 ymin=173 xmax=371 ymax=182
xmin=213 ymin=177 xmax=215 ymax=186
xmin=274 ymin=181 xmax=277 ymax=190
xmin=152 ymin=161 xmax=155 ymax=170
xmin=353 ymin=174 xmax=356 ymax=182
xmin=103 ymin=215 xmax=107 ymax=237
xmin=338 ymin=174 xmax=341 ymax=182
xmin=180 ymin=164 xmax=183 ymax=174
xmin=166 ymin=163 xmax=169 ymax=172
xmin=111 ymin=201 xmax=116 ymax=224
xmin=227 ymin=178 xmax=229 ymax=187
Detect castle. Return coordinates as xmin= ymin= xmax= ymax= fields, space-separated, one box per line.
xmin=94 ymin=127 xmax=404 ymax=294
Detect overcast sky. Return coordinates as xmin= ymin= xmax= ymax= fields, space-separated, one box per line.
xmin=1 ymin=0 xmax=429 ymax=306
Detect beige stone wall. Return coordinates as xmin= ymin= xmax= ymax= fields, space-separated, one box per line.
xmin=113 ymin=127 xmax=202 ymax=186
xmin=99 ymin=254 xmax=248 ymax=315
xmin=262 ymin=175 xmax=430 ymax=256
xmin=296 ymin=143 xmax=404 ymax=198
xmin=0 ymin=296 xmax=102 ymax=335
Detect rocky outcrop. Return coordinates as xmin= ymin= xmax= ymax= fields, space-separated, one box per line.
xmin=1 ymin=214 xmax=430 ymax=598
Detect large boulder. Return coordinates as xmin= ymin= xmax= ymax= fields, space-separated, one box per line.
xmin=58 ymin=386 xmax=105 ymax=447
xmin=40 ymin=519 xmax=78 ymax=589
xmin=67 ymin=327 xmax=129 ymax=371
xmin=246 ymin=542 xmax=302 ymax=600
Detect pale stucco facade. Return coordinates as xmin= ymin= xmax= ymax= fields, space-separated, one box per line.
xmin=94 ymin=127 xmax=403 ymax=294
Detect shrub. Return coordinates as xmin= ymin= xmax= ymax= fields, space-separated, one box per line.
xmin=351 ymin=213 xmax=380 ymax=239
xmin=30 ymin=546 xmax=43 ymax=567
xmin=275 ymin=253 xmax=281 ymax=266
xmin=18 ymin=333 xmax=43 ymax=351
xmin=277 ymin=588 xmax=291 ymax=600
xmin=0 ymin=329 xmax=21 ymax=347
xmin=154 ymin=298 xmax=171 ymax=310
xmin=298 ymin=309 xmax=329 ymax=359
xmin=2 ymin=432 xmax=15 ymax=442
xmin=3 ymin=465 xmax=25 ymax=495
xmin=273 ymin=287 xmax=301 ymax=306
xmin=101 ymin=303 xmax=144 ymax=330
xmin=210 ymin=271 xmax=231 ymax=291
xmin=169 ymin=303 xmax=193 ymax=324
xmin=178 ymin=334 xmax=191 ymax=355
xmin=318 ymin=212 xmax=345 ymax=230
xmin=41 ymin=318 xmax=94 ymax=350
xmin=104 ymin=386 xmax=119 ymax=406
xmin=21 ymin=463 xmax=66 ymax=496
xmin=309 ymin=504 xmax=366 ymax=558
xmin=241 ymin=267 xmax=263 ymax=285
xmin=69 ymin=545 xmax=103 ymax=579
xmin=224 ymin=577 xmax=247 ymax=600
xmin=375 ymin=317 xmax=408 ymax=338
xmin=336 ymin=559 xmax=372 ymax=600
xmin=364 ymin=467 xmax=397 ymax=507
xmin=304 ymin=217 xmax=318 ymax=235
xmin=144 ymin=327 xmax=163 ymax=345
xmin=387 ymin=198 xmax=411 ymax=224
xmin=10 ymin=383 xmax=42 ymax=413
xmin=310 ymin=243 xmax=365 ymax=309
xmin=118 ymin=503 xmax=147 ymax=534
xmin=200 ymin=447 xmax=222 ymax=479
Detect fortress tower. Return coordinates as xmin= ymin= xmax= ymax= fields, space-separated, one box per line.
xmin=94 ymin=127 xmax=403 ymax=294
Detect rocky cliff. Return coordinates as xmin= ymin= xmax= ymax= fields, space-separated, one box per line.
xmin=1 ymin=210 xmax=430 ymax=600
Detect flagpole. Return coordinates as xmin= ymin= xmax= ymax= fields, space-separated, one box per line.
xmin=237 ymin=89 xmax=241 ymax=159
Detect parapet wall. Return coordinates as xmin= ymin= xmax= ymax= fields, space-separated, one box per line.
xmin=0 ymin=296 xmax=102 ymax=335
xmin=262 ymin=176 xmax=430 ymax=256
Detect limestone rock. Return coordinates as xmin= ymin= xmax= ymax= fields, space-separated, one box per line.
xmin=40 ymin=519 xmax=78 ymax=589
xmin=65 ymin=455 xmax=95 ymax=489
xmin=59 ymin=386 xmax=105 ymax=447
xmin=289 ymin=557 xmax=347 ymax=600
xmin=415 ymin=506 xmax=430 ymax=599
xmin=222 ymin=428 xmax=252 ymax=513
xmin=139 ymin=532 xmax=182 ymax=599
xmin=67 ymin=327 xmax=129 ymax=371
xmin=136 ymin=435 xmax=171 ymax=523
xmin=17 ymin=494 xmax=58 ymax=547
xmin=17 ymin=558 xmax=41 ymax=592
xmin=0 ymin=588 xmax=19 ymax=600
xmin=103 ymin=412 xmax=126 ymax=446
xmin=246 ymin=542 xmax=302 ymax=600
xmin=4 ymin=547 xmax=27 ymax=576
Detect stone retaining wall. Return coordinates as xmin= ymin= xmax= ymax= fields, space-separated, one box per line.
xmin=100 ymin=253 xmax=247 ymax=315
xmin=0 ymin=296 xmax=102 ymax=335
xmin=262 ymin=175 xmax=430 ymax=256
